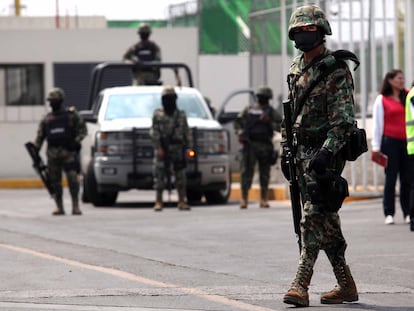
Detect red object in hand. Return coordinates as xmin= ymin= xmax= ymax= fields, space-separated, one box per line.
xmin=371 ymin=152 xmax=388 ymax=168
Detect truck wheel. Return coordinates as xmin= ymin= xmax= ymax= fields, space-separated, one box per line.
xmin=187 ymin=190 xmax=202 ymax=204
xmin=204 ymin=172 xmax=231 ymax=205
xmin=81 ymin=176 xmax=90 ymax=203
xmin=84 ymin=161 xmax=118 ymax=207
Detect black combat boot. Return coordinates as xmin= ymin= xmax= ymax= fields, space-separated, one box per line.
xmin=72 ymin=197 xmax=82 ymax=215
xmin=321 ymin=264 xmax=358 ymax=304
xmin=52 ymin=197 xmax=65 ymax=215
xmin=283 ymin=267 xmax=313 ymax=307
xmin=177 ymin=191 xmax=190 ymax=211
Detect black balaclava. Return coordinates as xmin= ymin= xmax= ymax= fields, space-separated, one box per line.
xmin=257 ymin=95 xmax=270 ymax=106
xmin=49 ymin=100 xmax=63 ymax=112
xmin=139 ymin=32 xmax=150 ymax=41
xmin=162 ymin=95 xmax=177 ymax=116
xmin=293 ymin=29 xmax=324 ymax=52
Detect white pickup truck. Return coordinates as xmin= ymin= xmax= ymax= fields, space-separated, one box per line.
xmin=79 ymin=62 xmax=231 ymax=207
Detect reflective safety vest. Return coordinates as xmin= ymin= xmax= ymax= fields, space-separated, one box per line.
xmin=406 ymin=88 xmax=414 ymax=155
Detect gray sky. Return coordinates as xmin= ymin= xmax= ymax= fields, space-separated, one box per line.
xmin=1 ymin=0 xmax=189 ymax=20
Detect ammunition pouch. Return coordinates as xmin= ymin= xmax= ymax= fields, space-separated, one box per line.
xmin=341 ymin=124 xmax=368 ymax=161
xmin=306 ymin=172 xmax=349 ymax=212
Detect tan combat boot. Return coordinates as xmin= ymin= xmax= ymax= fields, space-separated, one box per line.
xmin=260 ymin=199 xmax=270 ymax=208
xmin=153 ymin=201 xmax=163 ymax=211
xmin=320 ymin=264 xmax=358 ymax=304
xmin=52 ymin=197 xmax=65 ymax=215
xmin=72 ymin=199 xmax=82 ymax=215
xmin=240 ymin=199 xmax=248 ymax=209
xmin=283 ymin=268 xmax=313 ymax=307
xmin=153 ymin=191 xmax=163 ymax=211
xmin=177 ymin=200 xmax=191 ymax=211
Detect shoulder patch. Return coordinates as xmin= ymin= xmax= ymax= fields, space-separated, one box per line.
xmin=68 ymin=106 xmax=76 ymax=113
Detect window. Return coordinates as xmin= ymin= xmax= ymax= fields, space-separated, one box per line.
xmin=0 ymin=64 xmax=44 ymax=106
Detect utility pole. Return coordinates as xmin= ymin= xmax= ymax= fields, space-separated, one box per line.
xmin=14 ymin=0 xmax=21 ymax=16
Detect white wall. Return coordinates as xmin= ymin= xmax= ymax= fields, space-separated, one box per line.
xmin=0 ymin=25 xmax=293 ymax=178
xmin=199 ymin=54 xmax=249 ymax=111
xmin=0 ymin=27 xmax=199 ymax=178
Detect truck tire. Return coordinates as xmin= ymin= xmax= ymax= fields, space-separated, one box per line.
xmin=186 ymin=190 xmax=202 ymax=204
xmin=84 ymin=161 xmax=118 ymax=207
xmin=204 ymin=172 xmax=231 ymax=205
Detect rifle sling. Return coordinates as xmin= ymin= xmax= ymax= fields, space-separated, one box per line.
xmin=291 ymin=49 xmax=359 ymax=124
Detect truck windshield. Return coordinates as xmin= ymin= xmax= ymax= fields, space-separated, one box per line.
xmin=104 ymin=93 xmax=210 ymax=120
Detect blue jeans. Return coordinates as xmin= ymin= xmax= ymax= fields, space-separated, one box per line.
xmin=381 ymin=136 xmax=410 ymax=217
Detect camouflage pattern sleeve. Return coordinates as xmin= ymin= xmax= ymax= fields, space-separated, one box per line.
xmin=150 ymin=109 xmax=163 ymax=149
xmin=34 ymin=116 xmax=47 ymax=151
xmin=122 ymin=44 xmax=137 ymax=62
xmin=271 ymin=107 xmax=283 ymax=132
xmin=179 ymin=110 xmax=192 ymax=149
xmin=71 ymin=109 xmax=88 ymax=143
xmin=322 ymin=65 xmax=355 ymax=154
xmin=233 ymin=106 xmax=248 ymax=137
xmin=154 ymin=43 xmax=161 ymax=61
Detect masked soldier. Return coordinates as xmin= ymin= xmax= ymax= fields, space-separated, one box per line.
xmin=33 ymin=87 xmax=87 ymax=215
xmin=234 ymin=86 xmax=282 ymax=209
xmin=281 ymin=5 xmax=358 ymax=307
xmin=123 ymin=23 xmax=162 ymax=85
xmin=150 ymin=86 xmax=192 ymax=211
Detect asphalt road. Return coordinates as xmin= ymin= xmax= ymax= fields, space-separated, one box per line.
xmin=0 ymin=189 xmax=413 ymax=311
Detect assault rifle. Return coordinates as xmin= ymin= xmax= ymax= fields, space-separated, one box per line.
xmin=24 ymin=142 xmax=55 ymax=197
xmin=282 ymin=100 xmax=302 ymax=252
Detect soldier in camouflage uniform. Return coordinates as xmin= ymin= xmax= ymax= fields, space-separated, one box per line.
xmin=150 ymin=86 xmax=191 ymax=211
xmin=33 ymin=87 xmax=87 ymax=216
xmin=234 ymin=86 xmax=282 ymax=209
xmin=123 ymin=23 xmax=162 ymax=85
xmin=281 ymin=5 xmax=358 ymax=307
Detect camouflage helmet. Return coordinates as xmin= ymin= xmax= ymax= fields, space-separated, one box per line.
xmin=137 ymin=23 xmax=151 ymax=34
xmin=46 ymin=87 xmax=65 ymax=101
xmin=255 ymin=86 xmax=273 ymax=99
xmin=161 ymin=85 xmax=177 ymax=98
xmin=288 ymin=5 xmax=332 ymax=40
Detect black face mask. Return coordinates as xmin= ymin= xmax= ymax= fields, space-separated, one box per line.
xmin=257 ymin=95 xmax=270 ymax=106
xmin=293 ymin=31 xmax=324 ymax=52
xmin=139 ymin=33 xmax=150 ymax=41
xmin=49 ymin=100 xmax=63 ymax=112
xmin=162 ymin=96 xmax=177 ymax=116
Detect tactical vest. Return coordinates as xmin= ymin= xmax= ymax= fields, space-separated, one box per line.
xmin=406 ymin=88 xmax=414 ymax=155
xmin=245 ymin=105 xmax=273 ymax=141
xmin=45 ymin=111 xmax=75 ymax=148
xmin=134 ymin=41 xmax=159 ymax=70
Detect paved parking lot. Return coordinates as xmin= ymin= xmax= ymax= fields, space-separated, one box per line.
xmin=0 ymin=189 xmax=412 ymax=311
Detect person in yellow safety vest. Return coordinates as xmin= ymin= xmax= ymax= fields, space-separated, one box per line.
xmin=405 ymin=86 xmax=414 ymax=231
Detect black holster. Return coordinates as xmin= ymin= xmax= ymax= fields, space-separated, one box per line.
xmin=306 ymin=172 xmax=349 ymax=212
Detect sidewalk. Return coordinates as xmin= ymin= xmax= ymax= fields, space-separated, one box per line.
xmin=0 ymin=177 xmax=379 ymax=203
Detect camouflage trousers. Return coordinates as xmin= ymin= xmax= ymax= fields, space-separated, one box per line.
xmin=153 ymin=145 xmax=187 ymax=199
xmin=47 ymin=147 xmax=80 ymax=206
xmin=240 ymin=140 xmax=273 ymax=200
xmin=295 ymin=157 xmax=348 ymax=271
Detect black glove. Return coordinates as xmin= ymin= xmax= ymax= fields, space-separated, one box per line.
xmin=309 ymin=148 xmax=333 ymax=175
xmin=281 ymin=156 xmax=291 ymax=180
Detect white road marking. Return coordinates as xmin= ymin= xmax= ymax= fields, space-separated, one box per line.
xmin=0 ymin=243 xmax=279 ymax=311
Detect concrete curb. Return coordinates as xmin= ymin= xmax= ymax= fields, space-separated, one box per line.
xmin=0 ymin=178 xmax=378 ymax=202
